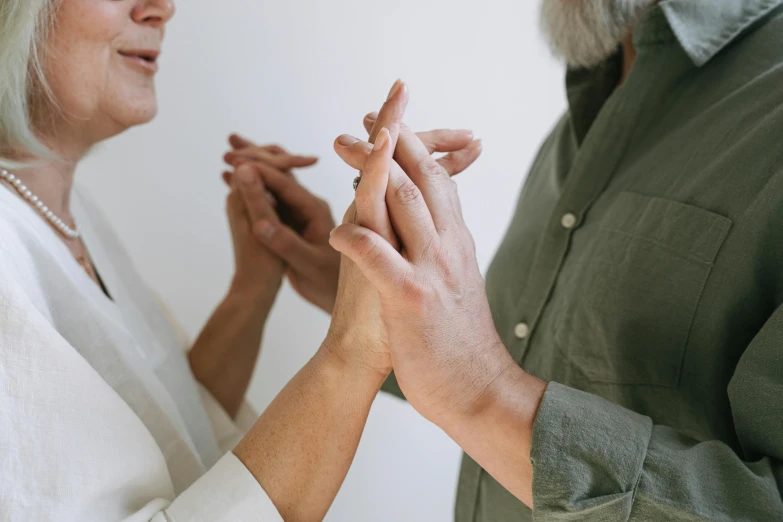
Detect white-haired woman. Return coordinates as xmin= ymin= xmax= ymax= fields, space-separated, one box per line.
xmin=0 ymin=1 xmax=470 ymax=520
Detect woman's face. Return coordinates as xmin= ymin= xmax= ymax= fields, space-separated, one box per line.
xmin=40 ymin=0 xmax=175 ymax=146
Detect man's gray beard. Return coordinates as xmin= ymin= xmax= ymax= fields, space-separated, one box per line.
xmin=540 ymin=0 xmax=656 ymax=69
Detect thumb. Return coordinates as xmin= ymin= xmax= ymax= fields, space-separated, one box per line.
xmin=328 ymin=223 xmax=410 ymax=296
xmin=254 ymin=220 xmax=317 ymax=270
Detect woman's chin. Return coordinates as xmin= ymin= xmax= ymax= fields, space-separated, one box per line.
xmin=116 ymin=103 xmax=158 ymax=128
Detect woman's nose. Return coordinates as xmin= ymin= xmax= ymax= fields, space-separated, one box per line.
xmin=132 ymin=0 xmax=176 ymax=28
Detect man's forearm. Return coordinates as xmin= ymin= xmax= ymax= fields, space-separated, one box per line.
xmin=234 ymin=343 xmax=388 ymax=522
xmin=189 ymin=283 xmax=277 ymax=417
xmin=438 ymin=355 xmax=547 ymax=508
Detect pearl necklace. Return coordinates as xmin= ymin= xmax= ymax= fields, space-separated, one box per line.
xmin=0 ymin=169 xmax=81 ymax=239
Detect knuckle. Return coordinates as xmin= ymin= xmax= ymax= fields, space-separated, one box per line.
xmin=317 ymin=198 xmax=332 ymax=216
xmin=354 ymin=189 xmax=373 ymax=213
xmin=400 ymin=275 xmax=431 ymax=310
xmin=351 ymin=232 xmax=379 ymax=262
xmin=416 ymin=156 xmax=444 ymax=179
xmin=393 ymin=178 xmax=423 ymax=205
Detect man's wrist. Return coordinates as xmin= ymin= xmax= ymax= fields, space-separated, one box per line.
xmin=438 ymin=351 xmax=547 ymax=448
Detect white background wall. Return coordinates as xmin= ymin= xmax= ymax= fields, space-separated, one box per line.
xmin=79 ymin=1 xmax=565 ymax=520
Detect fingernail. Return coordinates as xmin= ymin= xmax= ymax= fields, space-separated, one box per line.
xmin=387 ymin=79 xmax=404 ymax=100
xmin=366 ymin=112 xmax=378 ymax=122
xmin=374 ymin=128 xmax=389 ymax=151
xmin=337 ymin=135 xmax=359 ymax=146
xmin=458 ymin=129 xmax=474 ymax=137
xmin=237 ymin=166 xmax=255 ymax=187
xmin=329 ymin=227 xmax=337 ymax=238
xmin=256 ymin=221 xmax=276 ymax=241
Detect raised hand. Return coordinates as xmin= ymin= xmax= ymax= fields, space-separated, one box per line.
xmin=223 ymin=110 xmax=482 ymax=314
xmin=330 ymin=81 xmax=541 ymax=426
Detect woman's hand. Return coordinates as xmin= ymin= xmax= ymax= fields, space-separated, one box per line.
xmin=189 ymin=164 xmax=287 ymax=417
xmin=223 ymin=137 xmax=341 ymax=313
xmin=226 ymin=164 xmax=286 ymax=298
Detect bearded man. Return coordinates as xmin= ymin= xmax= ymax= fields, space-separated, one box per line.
xmin=230 ymin=1 xmax=783 ymax=520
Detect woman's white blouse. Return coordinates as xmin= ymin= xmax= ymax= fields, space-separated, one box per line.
xmin=0 ymin=185 xmax=282 ymax=521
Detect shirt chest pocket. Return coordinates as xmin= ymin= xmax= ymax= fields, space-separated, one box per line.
xmin=562 ymin=192 xmax=732 ymax=387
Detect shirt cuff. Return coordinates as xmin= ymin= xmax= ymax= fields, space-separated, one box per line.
xmin=198 ymin=384 xmax=258 ymax=453
xmin=530 ymin=382 xmax=653 ymax=521
xmin=166 ymin=452 xmax=282 ymax=522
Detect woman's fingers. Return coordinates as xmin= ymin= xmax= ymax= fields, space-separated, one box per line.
xmin=235 ymin=164 xmax=278 ymax=224
xmin=225 ymin=148 xmax=319 ymax=170
xmin=229 ymin=134 xmax=256 ymax=150
xmin=366 ymin=80 xmax=408 ymax=145
xmin=254 ymin=219 xmax=318 ymax=272
xmin=353 ymin=128 xmax=397 ymax=247
xmin=336 ymin=132 xmax=437 ymax=260
xmin=251 ymin=161 xmax=325 ymax=222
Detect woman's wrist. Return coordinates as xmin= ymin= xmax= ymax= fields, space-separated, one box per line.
xmin=229 ymin=272 xmax=282 ymax=309
xmin=316 ymin=335 xmax=392 ymax=385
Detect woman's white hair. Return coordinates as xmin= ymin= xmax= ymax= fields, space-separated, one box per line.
xmin=0 ymin=0 xmax=58 ymax=169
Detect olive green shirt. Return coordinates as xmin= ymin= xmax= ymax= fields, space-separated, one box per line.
xmin=382 ymin=1 xmax=783 ymax=520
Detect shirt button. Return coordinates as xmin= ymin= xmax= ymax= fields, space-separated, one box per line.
xmin=561 ymin=213 xmax=578 ymax=230
xmin=514 ymin=322 xmax=530 ymax=340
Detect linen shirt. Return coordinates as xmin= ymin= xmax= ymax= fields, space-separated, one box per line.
xmin=382 ymin=1 xmax=783 ymax=520
xmin=0 ymin=184 xmax=282 ymax=521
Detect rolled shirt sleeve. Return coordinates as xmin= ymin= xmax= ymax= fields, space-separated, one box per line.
xmin=531 ymin=300 xmax=783 ymax=521
xmin=162 ymin=452 xmax=282 ymax=522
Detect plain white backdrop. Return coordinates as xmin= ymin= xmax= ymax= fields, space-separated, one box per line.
xmin=78 ymin=1 xmax=565 ymax=520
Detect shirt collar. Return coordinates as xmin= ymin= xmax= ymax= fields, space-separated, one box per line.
xmin=656 ymin=0 xmax=783 ymax=66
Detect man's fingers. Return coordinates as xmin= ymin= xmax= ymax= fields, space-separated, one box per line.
xmin=335 ymin=134 xmax=480 ymax=178
xmin=364 ymin=113 xmax=474 ymax=155
xmin=329 ymin=223 xmax=410 ymax=296
xmin=417 ymin=129 xmax=475 ymax=154
xmin=394 ymin=124 xmax=458 ymax=230
xmin=254 ymin=219 xmax=318 ymax=271
xmin=354 ymin=127 xmax=397 ymax=247
xmin=236 ymin=165 xmax=277 ymax=224
xmin=436 ymin=140 xmax=483 ymax=177
xmin=384 ymin=159 xmax=438 ymax=260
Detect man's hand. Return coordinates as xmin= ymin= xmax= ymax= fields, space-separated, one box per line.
xmin=330 ymin=82 xmax=513 ymax=425
xmin=329 ymin=81 xmax=547 ymax=507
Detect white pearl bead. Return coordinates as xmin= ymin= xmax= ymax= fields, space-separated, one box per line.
xmin=2 ymin=169 xmax=80 ymax=239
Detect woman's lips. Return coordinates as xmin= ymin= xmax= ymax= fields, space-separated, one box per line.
xmin=118 ymin=50 xmax=160 ymax=74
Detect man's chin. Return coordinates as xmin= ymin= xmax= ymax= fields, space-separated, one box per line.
xmin=540 ymin=0 xmax=655 ymax=69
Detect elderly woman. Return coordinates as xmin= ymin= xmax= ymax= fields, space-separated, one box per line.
xmin=0 ymin=0 xmax=483 ymax=521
